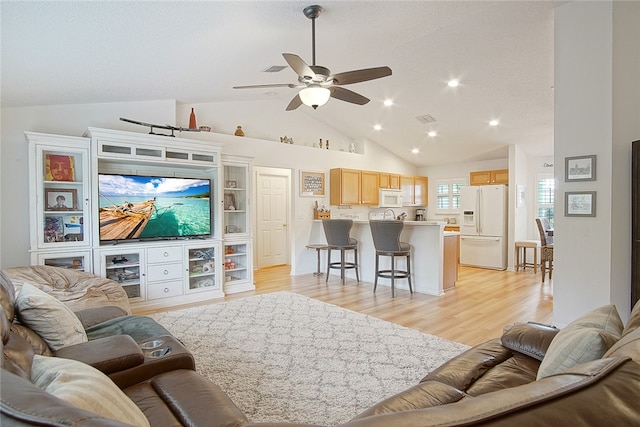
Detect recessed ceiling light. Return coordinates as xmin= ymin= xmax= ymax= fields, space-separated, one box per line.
xmin=489 ymin=119 xmax=499 ymax=126
xmin=411 ymin=148 xmax=420 ymax=154
xmin=447 ymin=79 xmax=459 ymax=88
xmin=383 ymin=99 xmax=393 ymax=106
xmin=427 ymin=131 xmax=437 ymax=137
xmin=373 ymin=124 xmax=382 ymax=131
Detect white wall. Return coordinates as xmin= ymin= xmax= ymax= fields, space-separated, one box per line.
xmin=554 ymin=1 xmax=639 ymax=324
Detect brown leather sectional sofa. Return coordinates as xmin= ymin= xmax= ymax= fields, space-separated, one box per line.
xmin=2 ymin=267 xmax=640 ymax=426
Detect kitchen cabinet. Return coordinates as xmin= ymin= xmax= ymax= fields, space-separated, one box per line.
xmin=401 ymin=175 xmax=428 ymax=206
xmin=330 ymin=168 xmax=379 ymax=206
xmin=379 ymin=172 xmax=400 ymax=189
xmin=470 ymin=169 xmax=509 ymax=186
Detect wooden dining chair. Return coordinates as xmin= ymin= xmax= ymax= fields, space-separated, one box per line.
xmin=536 ymin=218 xmax=554 ymax=283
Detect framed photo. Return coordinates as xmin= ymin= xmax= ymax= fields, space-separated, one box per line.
xmin=565 ymin=155 xmax=596 ymax=182
xmin=565 ymin=191 xmax=596 ymax=217
xmin=45 ymin=188 xmax=77 ymax=211
xmin=224 ymin=193 xmax=237 ymax=210
xmin=300 ymin=171 xmax=325 ymax=196
xmin=225 ymin=180 xmax=237 ymax=188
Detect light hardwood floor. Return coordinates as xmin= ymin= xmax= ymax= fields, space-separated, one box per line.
xmin=139 ymin=265 xmax=553 ymax=347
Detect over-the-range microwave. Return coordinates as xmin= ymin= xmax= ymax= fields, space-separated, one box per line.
xmin=379 ymin=189 xmax=403 ymax=208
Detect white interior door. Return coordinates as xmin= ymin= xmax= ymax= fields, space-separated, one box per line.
xmin=255 ymin=168 xmax=290 ymax=268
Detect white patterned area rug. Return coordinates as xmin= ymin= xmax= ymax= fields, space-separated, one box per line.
xmin=150 ymin=291 xmax=469 ymax=426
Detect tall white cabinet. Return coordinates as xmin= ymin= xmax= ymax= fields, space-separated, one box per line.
xmin=25 ymin=132 xmax=93 ymax=271
xmin=25 ymin=128 xmax=254 ymax=311
xmin=222 ymin=155 xmax=255 ymax=294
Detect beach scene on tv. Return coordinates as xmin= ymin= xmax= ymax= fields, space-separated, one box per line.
xmin=98 ymin=174 xmax=211 ymax=241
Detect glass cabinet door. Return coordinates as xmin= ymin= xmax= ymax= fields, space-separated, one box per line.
xmin=33 ymin=251 xmax=92 ymax=272
xmin=97 ymin=248 xmax=144 ymax=301
xmin=27 ymin=133 xmax=91 ymax=251
xmin=186 ymin=243 xmax=219 ymax=292
xmin=223 ymin=163 xmax=249 ymax=236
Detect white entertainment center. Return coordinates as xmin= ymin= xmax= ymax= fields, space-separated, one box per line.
xmin=25 ymin=127 xmax=254 ymax=311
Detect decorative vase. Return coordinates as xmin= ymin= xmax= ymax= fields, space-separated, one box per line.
xmin=234 ymin=125 xmax=245 ymax=137
xmin=189 ymin=108 xmax=197 ymax=129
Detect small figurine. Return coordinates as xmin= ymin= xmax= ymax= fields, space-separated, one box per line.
xmin=326 ymin=140 xmax=330 ymax=150
xmin=234 ymin=125 xmax=245 ymax=137
xmin=319 ymin=138 xmax=323 ymax=149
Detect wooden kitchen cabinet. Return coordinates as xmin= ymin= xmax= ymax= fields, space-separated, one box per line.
xmin=401 ymin=175 xmax=428 ymax=206
xmin=379 ymin=172 xmax=400 ymax=189
xmin=361 ymin=171 xmax=379 ymax=205
xmin=470 ymin=169 xmax=509 ymax=185
xmin=330 ymin=168 xmax=379 ymax=206
xmin=443 ymin=234 xmax=459 ymax=289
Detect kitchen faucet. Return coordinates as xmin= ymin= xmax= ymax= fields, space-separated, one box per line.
xmin=383 ymin=209 xmax=396 ymax=220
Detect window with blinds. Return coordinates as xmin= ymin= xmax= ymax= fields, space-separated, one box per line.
xmin=436 ymin=179 xmax=465 ymax=211
xmin=537 ymin=176 xmax=555 ymax=227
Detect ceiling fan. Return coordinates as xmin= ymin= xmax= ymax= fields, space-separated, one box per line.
xmin=233 ymin=4 xmax=392 ymax=111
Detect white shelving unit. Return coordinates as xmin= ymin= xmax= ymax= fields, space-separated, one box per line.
xmin=25 ymin=132 xmax=92 ymax=269
xmin=222 ymin=155 xmax=254 ymax=294
xmin=87 ymin=128 xmax=226 ymax=310
xmin=26 ymin=128 xmax=253 ymax=309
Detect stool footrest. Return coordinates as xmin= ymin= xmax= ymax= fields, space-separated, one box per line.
xmin=329 ymin=262 xmax=357 ymax=269
xmin=377 ymin=269 xmax=410 ymax=279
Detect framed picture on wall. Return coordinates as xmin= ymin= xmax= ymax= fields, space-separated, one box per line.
xmin=300 ymin=171 xmax=325 ymax=196
xmin=565 ymin=191 xmax=596 ymax=217
xmin=565 ymin=155 xmax=596 ymax=182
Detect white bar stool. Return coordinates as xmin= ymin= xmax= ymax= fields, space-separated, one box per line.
xmin=515 ymin=240 xmax=540 ymax=273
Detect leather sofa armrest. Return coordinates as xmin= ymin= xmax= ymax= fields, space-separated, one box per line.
xmin=54 ymin=335 xmax=144 ymax=374
xmin=501 ymin=322 xmax=559 ymax=361
xmin=74 ymin=306 xmax=129 ymax=329
xmin=1 ymin=370 xmax=132 ymax=426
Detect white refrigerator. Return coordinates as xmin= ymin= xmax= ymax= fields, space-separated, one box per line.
xmin=459 ymin=185 xmax=507 ymax=270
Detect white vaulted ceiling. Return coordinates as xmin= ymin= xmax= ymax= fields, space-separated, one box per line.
xmin=1 ymin=1 xmax=558 ymax=166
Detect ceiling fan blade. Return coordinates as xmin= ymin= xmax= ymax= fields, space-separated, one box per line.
xmin=283 ymin=53 xmax=316 ymax=80
xmin=286 ymin=94 xmax=303 ymax=111
xmin=233 ymin=83 xmax=299 ymax=89
xmin=331 ymin=66 xmax=392 ymax=85
xmin=330 ymin=87 xmax=370 ymax=105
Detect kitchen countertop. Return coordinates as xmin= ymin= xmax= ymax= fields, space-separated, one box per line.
xmin=309 ymin=219 xmax=448 ymax=296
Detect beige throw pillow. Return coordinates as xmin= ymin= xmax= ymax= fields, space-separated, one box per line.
xmin=15 ymin=283 xmax=87 ymax=351
xmin=537 ymin=305 xmax=623 ymax=379
xmin=31 ymin=355 xmax=150 ymax=427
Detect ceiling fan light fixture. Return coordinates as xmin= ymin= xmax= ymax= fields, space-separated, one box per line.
xmin=299 ymin=85 xmax=330 ymax=109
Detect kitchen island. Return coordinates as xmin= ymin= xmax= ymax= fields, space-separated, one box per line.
xmin=309 ymin=220 xmax=456 ymax=296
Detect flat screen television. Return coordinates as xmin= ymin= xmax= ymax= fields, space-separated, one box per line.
xmin=98 ymin=173 xmax=211 ymax=242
